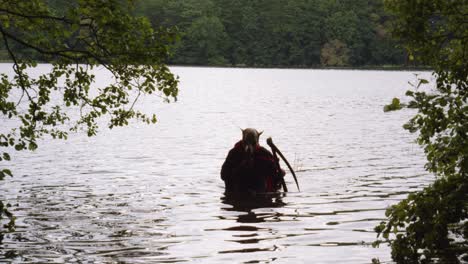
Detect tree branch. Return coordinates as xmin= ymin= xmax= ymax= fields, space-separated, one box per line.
xmin=0 ymin=26 xmax=117 ymax=75
xmin=0 ymin=7 xmax=95 ymax=27
xmin=0 ymin=26 xmax=33 ymax=103
xmin=0 ymin=8 xmax=74 ymax=23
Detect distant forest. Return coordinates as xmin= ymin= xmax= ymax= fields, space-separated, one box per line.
xmin=135 ymin=0 xmax=408 ymax=67
xmin=1 ymin=0 xmax=409 ymax=68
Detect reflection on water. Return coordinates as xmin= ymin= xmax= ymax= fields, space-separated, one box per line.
xmin=0 ymin=66 xmax=433 ymax=263
xmin=222 ymin=193 xmax=286 ymax=226
xmin=222 ymin=193 xmax=286 ymax=215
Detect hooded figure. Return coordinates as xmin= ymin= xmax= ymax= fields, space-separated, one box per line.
xmin=221 ymin=128 xmax=284 ymax=193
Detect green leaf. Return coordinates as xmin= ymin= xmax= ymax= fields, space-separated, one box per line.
xmin=2 ymin=153 xmax=10 ymax=161
xmin=2 ymin=169 xmax=12 ymax=177
xmin=28 ymin=142 xmax=38 ymax=151
xmin=14 ymin=144 xmax=23 ymax=151
xmin=383 ymin=97 xmax=403 ymax=112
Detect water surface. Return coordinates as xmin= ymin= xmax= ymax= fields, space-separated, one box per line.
xmin=0 ymin=66 xmax=433 ymax=263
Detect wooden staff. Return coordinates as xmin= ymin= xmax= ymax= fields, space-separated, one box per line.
xmin=271 ymin=145 xmax=288 ymax=192
xmin=266 ymin=137 xmax=300 ymax=192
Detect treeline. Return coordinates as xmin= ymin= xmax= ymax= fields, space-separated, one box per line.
xmin=0 ymin=0 xmax=408 ymax=68
xmin=135 ymin=0 xmax=407 ymax=67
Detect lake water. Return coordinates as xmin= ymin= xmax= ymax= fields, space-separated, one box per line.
xmin=0 ymin=66 xmax=433 ymax=263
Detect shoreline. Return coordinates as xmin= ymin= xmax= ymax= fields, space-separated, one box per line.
xmin=170 ymin=64 xmax=431 ymax=71
xmin=0 ymin=61 xmax=431 ymax=72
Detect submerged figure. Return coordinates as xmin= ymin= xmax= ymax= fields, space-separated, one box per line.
xmin=221 ymin=128 xmax=284 ymax=193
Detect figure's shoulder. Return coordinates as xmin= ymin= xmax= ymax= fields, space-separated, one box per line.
xmin=230 ymin=141 xmax=244 ymax=153
xmin=257 ymin=146 xmax=273 ymax=157
xmin=233 ymin=140 xmax=243 ymax=149
xmin=227 ymin=141 xmax=244 ymax=156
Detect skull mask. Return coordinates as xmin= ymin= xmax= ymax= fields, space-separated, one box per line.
xmin=241 ymin=128 xmax=263 ymax=155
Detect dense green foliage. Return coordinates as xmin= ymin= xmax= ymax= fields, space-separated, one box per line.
xmin=375 ymin=0 xmax=467 ymax=262
xmin=134 ymin=0 xmax=406 ymax=67
xmin=1 ymin=0 xmax=407 ymax=67
xmin=0 ymin=0 xmax=178 ymax=239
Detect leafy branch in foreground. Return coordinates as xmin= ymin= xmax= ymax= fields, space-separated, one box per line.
xmin=375 ymin=0 xmax=467 ymax=263
xmin=0 ymin=0 xmax=178 ymax=236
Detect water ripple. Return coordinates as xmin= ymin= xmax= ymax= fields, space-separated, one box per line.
xmin=0 ymin=66 xmax=432 ymax=263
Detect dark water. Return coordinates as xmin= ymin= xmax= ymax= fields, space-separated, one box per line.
xmin=0 ymin=66 xmax=433 ymax=263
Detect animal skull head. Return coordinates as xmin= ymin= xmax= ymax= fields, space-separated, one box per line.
xmin=241 ymin=128 xmax=263 ymax=155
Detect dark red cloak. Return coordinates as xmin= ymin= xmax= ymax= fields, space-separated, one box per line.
xmin=221 ymin=140 xmax=282 ymax=193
